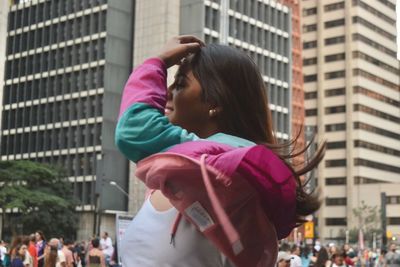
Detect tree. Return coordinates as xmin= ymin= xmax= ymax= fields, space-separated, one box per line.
xmin=348 ymin=201 xmax=382 ymax=246
xmin=0 ymin=160 xmax=77 ymax=239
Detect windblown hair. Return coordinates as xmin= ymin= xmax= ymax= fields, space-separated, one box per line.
xmin=44 ymin=244 xmax=58 ymax=267
xmin=182 ymin=44 xmax=326 ymax=224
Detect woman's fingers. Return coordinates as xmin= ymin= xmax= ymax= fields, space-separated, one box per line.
xmin=158 ymin=35 xmax=205 ymax=68
xmin=178 ymin=35 xmax=205 ymax=47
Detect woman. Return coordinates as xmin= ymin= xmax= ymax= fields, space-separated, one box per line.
xmin=11 ymin=244 xmax=26 ymax=267
xmin=86 ymin=239 xmax=104 ymax=267
xmin=35 ymin=232 xmax=45 ymax=267
xmin=314 ymin=246 xmax=331 ymax=267
xmin=116 ymin=36 xmax=325 ymax=267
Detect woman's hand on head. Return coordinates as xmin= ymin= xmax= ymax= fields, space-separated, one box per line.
xmin=158 ymin=35 xmax=205 ymax=68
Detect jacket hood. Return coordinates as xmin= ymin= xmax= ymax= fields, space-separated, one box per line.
xmin=165 ymin=140 xmax=297 ymax=239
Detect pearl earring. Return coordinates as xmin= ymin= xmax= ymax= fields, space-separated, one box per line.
xmin=209 ymin=109 xmax=217 ymax=117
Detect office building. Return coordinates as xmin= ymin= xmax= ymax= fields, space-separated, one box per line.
xmin=0 ymin=0 xmax=134 ymax=239
xmin=301 ymin=0 xmax=400 ymax=240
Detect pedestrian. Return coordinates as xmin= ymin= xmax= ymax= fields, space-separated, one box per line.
xmin=44 ymin=239 xmax=66 ymax=267
xmin=34 ymin=231 xmax=45 ymax=267
xmin=331 ymin=250 xmax=348 ymax=267
xmin=99 ymin=233 xmax=112 ymax=267
xmin=276 ymin=251 xmax=292 ymax=267
xmin=87 ymin=239 xmax=105 ymax=267
xmin=314 ymin=246 xmax=331 ymax=267
xmin=10 ymin=244 xmax=26 ymax=267
xmin=116 ymin=35 xmax=325 ymax=267
xmin=385 ymin=243 xmax=400 ymax=267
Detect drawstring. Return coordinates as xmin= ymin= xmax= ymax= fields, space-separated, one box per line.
xmin=199 ymin=154 xmax=243 ymax=255
xmin=170 ymin=212 xmax=182 ymax=246
xmin=169 ymin=154 xmax=243 ymax=255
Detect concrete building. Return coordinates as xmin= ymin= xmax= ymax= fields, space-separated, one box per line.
xmin=0 ymin=0 xmax=134 ymax=240
xmin=180 ymin=0 xmax=293 ymax=141
xmin=301 ymin=0 xmax=400 ymax=241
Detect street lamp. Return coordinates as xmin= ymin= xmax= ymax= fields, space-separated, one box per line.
xmin=109 ymin=181 xmax=132 ymax=201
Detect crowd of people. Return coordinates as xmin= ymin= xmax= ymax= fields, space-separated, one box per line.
xmin=276 ymin=242 xmax=400 ymax=267
xmin=0 ymin=231 xmax=118 ymax=267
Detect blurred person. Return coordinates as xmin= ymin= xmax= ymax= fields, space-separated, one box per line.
xmin=301 ymin=245 xmax=313 ymax=267
xmin=44 ymin=239 xmax=65 ymax=267
xmin=385 ymin=243 xmax=400 ymax=267
xmin=1 ymin=240 xmax=7 ymax=267
xmin=61 ymin=240 xmax=73 ymax=267
xmin=332 ymin=250 xmax=348 ymax=267
xmin=35 ymin=232 xmax=46 ymax=267
xmin=277 ymin=251 xmax=292 ymax=267
xmin=21 ymin=237 xmax=33 ymax=267
xmin=290 ymin=245 xmax=302 ymax=267
xmin=87 ymin=239 xmax=105 ymax=267
xmin=11 ymin=244 xmax=26 ymax=267
xmin=27 ymin=236 xmax=37 ymax=267
xmin=314 ymin=246 xmax=331 ymax=267
xmin=99 ymin=234 xmax=112 ymax=267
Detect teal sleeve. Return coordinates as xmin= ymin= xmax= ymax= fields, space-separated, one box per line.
xmin=115 ymin=103 xmax=199 ymax=163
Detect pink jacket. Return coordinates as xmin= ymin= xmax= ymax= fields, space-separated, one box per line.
xmin=136 ymin=140 xmax=297 ymax=267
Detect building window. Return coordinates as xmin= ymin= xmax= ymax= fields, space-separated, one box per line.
xmin=326 ymin=197 xmax=347 ymax=206
xmin=303 ymin=7 xmax=317 ymax=16
xmin=325 ymin=87 xmax=345 ymax=97
xmin=354 ymin=140 xmax=400 ymax=156
xmin=324 ymin=2 xmax=345 ymax=12
xmin=326 ymin=218 xmax=347 ymax=226
xmin=353 ymin=16 xmax=396 ymax=41
xmin=325 ymin=70 xmax=345 ymax=79
xmin=327 ymin=141 xmax=346 ymax=149
xmin=325 ymin=53 xmax=345 ymax=62
xmin=386 ymin=196 xmax=400 ymax=205
xmin=305 ymin=109 xmax=317 ymax=116
xmin=376 ymin=0 xmax=396 ymax=10
xmin=354 ymin=104 xmax=400 ymax=123
xmin=325 ymin=105 xmax=346 ymax=114
xmin=303 ymin=40 xmax=317 ymax=49
xmin=354 ymin=158 xmax=400 ymax=173
xmin=354 ymin=176 xmax=388 ymax=184
xmin=304 ymin=74 xmax=317 ymax=82
xmin=325 ymin=35 xmax=345 ymax=45
xmin=326 ymin=177 xmax=346 ymax=185
xmin=352 ymin=0 xmax=396 ymax=25
xmin=388 ymin=217 xmax=400 ymax=225
xmin=353 ymin=69 xmax=399 ymax=91
xmin=353 ymin=51 xmax=399 ymax=75
xmin=303 ymin=57 xmax=317 ymax=66
xmin=354 ymin=122 xmax=400 ymax=140
xmin=303 ymin=24 xmax=317 ymax=32
xmin=305 ymin=91 xmax=317 ymax=99
xmin=353 ymin=86 xmax=399 ymax=107
xmin=326 ymin=159 xmax=347 ymax=167
xmin=325 ymin=19 xmax=345 ymax=29
xmin=353 ymin=33 xmax=396 ymax=57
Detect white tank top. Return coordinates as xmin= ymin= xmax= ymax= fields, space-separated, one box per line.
xmin=120 ymin=197 xmax=235 ymax=267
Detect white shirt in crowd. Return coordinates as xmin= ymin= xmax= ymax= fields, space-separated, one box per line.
xmin=290 ymin=254 xmax=303 ymax=267
xmin=100 ymin=237 xmax=114 ymax=257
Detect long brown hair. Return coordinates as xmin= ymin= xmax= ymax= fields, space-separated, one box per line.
xmin=185 ymin=44 xmax=325 ymax=223
xmin=44 ymin=244 xmax=58 ymax=267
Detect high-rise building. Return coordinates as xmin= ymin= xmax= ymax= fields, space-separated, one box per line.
xmin=301 ymin=0 xmax=400 ymax=240
xmin=0 ymin=0 xmax=134 ymax=239
xmin=278 ymin=0 xmax=306 ymax=160
xmin=182 ymin=0 xmax=293 ymax=141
